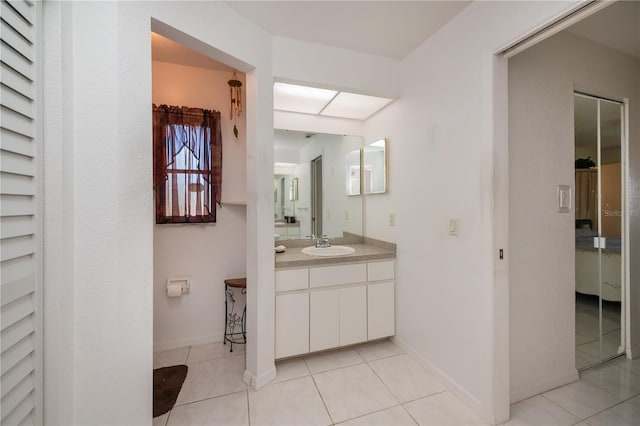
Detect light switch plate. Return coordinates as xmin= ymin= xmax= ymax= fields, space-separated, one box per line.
xmin=557 ymin=185 xmax=571 ymax=213
xmin=449 ymin=218 xmax=458 ymax=236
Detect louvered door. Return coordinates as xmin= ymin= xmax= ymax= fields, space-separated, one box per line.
xmin=1 ymin=0 xmax=42 ymax=425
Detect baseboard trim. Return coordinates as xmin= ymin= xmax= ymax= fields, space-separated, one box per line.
xmin=243 ymin=366 xmax=277 ymax=390
xmin=627 ymin=345 xmax=639 ymax=359
xmin=510 ymin=369 xmax=579 ymax=403
xmin=391 ymin=336 xmax=493 ymax=424
xmin=154 ymin=332 xmax=224 ymax=352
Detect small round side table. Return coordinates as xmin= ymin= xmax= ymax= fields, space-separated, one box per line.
xmin=223 ymin=278 xmax=246 ymax=352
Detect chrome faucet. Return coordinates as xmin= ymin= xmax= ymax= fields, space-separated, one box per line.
xmin=316 ymin=235 xmax=331 ymax=248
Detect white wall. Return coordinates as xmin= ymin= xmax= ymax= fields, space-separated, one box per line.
xmin=361 ymin=1 xmax=582 ymax=423
xmin=509 ymin=31 xmax=640 ymax=401
xmin=152 ymin=61 xmax=247 ymax=350
xmin=273 ymin=36 xmax=401 ymax=99
xmin=43 ymin=1 xmax=274 ymax=424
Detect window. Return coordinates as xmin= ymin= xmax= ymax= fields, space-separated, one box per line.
xmin=153 ymin=105 xmax=222 ymax=223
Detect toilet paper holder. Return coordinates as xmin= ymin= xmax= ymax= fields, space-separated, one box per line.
xmin=167 ymin=277 xmax=190 ymax=296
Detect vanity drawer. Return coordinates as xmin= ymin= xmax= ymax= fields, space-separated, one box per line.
xmin=276 ymin=268 xmax=309 ymax=292
xmin=310 ymin=263 xmax=367 ymax=288
xmin=367 ymin=260 xmax=395 ymax=282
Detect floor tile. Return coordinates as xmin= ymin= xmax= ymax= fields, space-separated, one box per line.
xmin=575 ymin=296 xmax=598 ymax=315
xmin=273 ymin=357 xmax=310 ymax=383
xmin=154 ymin=347 xmax=190 ymax=369
xmin=313 ymin=363 xmax=397 ymax=423
xmin=176 ymin=354 xmax=246 ymax=405
xmin=187 ymin=341 xmax=245 ymax=363
xmin=576 ymin=349 xmax=600 ymax=371
xmin=403 ymin=392 xmax=487 ymax=425
xmin=575 ymin=313 xmax=600 ymax=346
xmin=153 ymin=412 xmax=169 ymax=426
xmin=628 ymin=394 xmax=640 ymax=407
xmin=167 ymin=391 xmax=248 ymax=426
xmin=368 ymin=354 xmax=445 ymax=403
xmin=601 ymin=301 xmax=622 ymax=322
xmin=581 ymin=362 xmax=640 ymax=399
xmin=575 ymin=312 xmax=620 ymax=339
xmin=248 ymin=376 xmax=331 ymax=426
xmin=584 ymin=398 xmax=640 ymax=426
xmin=542 ymin=380 xmax=624 ymax=419
xmin=503 ymin=395 xmax=579 ymax=426
xmin=305 ymin=348 xmax=363 ymax=374
xmin=613 ymin=356 xmax=640 ymax=376
xmin=337 ymin=406 xmax=416 ymax=425
xmin=355 ymin=339 xmax=403 ymax=362
xmin=576 ymin=330 xmax=623 ymax=362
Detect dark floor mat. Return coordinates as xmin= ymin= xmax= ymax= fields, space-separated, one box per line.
xmin=153 ymin=365 xmax=188 ymax=417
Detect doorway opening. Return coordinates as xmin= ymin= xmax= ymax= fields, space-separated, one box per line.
xmin=311 ymin=155 xmax=323 ymax=236
xmin=574 ymin=92 xmax=626 ymax=370
xmin=150 ymin=30 xmax=248 ymax=365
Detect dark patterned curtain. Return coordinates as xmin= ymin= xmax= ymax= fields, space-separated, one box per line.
xmin=153 ymin=104 xmax=222 ymax=223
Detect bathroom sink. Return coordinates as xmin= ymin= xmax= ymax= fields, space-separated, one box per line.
xmin=302 ymin=245 xmax=355 ymax=257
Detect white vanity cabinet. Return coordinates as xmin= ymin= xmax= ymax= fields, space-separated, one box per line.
xmin=275 ymin=259 xmax=395 ymax=359
xmin=275 ymin=268 xmax=309 ymax=358
xmin=309 ymin=284 xmax=367 ymax=351
xmin=275 ymin=292 xmax=309 ymax=358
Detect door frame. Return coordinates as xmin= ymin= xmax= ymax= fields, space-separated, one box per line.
xmin=492 ymin=0 xmax=626 ymax=417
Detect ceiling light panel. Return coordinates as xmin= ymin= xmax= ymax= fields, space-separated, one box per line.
xmin=320 ymin=92 xmax=393 ymax=120
xmin=274 ymin=82 xmax=337 ymax=114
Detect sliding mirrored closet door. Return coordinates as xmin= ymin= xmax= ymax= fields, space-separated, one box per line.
xmin=574 ymin=93 xmax=625 ymax=370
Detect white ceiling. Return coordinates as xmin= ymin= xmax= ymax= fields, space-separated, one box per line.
xmin=225 ymin=1 xmax=471 ymax=60
xmin=567 ymin=0 xmax=640 ymax=59
xmin=151 ymin=33 xmax=235 ymax=71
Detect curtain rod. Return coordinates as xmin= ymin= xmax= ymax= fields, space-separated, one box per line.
xmin=153 ymin=107 xmax=219 ymax=118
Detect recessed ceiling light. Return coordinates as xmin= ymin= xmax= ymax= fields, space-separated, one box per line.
xmin=274 ymin=82 xmax=337 ymax=115
xmin=320 ymin=92 xmax=393 ymax=120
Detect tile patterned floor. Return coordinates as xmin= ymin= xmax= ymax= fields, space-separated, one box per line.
xmin=154 ymin=339 xmax=640 ymax=426
xmin=506 ymin=357 xmax=640 ymax=426
xmin=575 ymin=293 xmax=623 ymax=369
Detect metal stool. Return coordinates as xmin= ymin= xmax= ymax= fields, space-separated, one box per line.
xmin=223 ymin=278 xmax=246 ymax=352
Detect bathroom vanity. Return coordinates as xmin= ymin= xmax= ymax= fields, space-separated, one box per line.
xmin=274 ymin=239 xmax=396 ymax=359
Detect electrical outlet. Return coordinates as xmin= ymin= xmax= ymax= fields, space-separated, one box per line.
xmin=389 ymin=213 xmax=396 ymax=226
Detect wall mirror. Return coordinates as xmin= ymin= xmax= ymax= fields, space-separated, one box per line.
xmin=362 ymin=138 xmax=388 ymax=194
xmin=274 ymin=129 xmax=363 ymax=240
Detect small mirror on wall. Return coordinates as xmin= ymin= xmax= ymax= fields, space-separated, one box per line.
xmin=363 ymin=138 xmax=388 ymax=194
xmin=345 ymin=149 xmax=362 ymax=196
